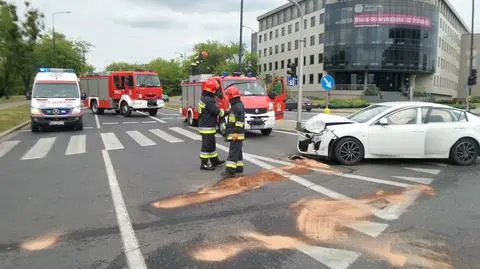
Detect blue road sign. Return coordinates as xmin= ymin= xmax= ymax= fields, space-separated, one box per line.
xmin=321 ymin=74 xmax=335 ymax=91
xmin=287 ymin=76 xmax=297 ymax=87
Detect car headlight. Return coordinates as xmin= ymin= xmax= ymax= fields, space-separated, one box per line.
xmin=31 ymin=107 xmax=41 ymax=115
xmin=268 ymin=102 xmax=274 ymax=111
xmin=71 ymin=106 xmax=82 ymax=114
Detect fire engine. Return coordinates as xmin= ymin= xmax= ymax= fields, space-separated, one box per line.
xmin=181 ymin=72 xmax=287 ymax=136
xmin=79 ymin=71 xmax=164 ymax=117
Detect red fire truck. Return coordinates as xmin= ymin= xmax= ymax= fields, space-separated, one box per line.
xmin=79 ymin=71 xmax=164 ymax=117
xmin=181 ymin=72 xmax=287 ymax=136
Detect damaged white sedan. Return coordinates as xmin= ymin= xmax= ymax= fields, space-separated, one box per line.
xmin=297 ymin=102 xmax=480 ymax=166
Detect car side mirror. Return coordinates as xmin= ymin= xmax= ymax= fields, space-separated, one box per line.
xmin=378 ymin=118 xmax=388 ymax=126
xmin=81 ymin=93 xmax=87 ymax=101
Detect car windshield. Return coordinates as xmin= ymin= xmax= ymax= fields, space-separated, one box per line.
xmin=135 ymin=75 xmax=161 ymax=87
xmin=347 ymin=105 xmax=391 ymax=123
xmin=32 ymin=83 xmax=79 ymax=98
xmin=223 ymin=80 xmax=266 ymax=96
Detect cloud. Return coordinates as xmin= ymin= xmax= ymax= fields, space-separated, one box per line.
xmin=119 ymin=0 xmax=281 ymax=13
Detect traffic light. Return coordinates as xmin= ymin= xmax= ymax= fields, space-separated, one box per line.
xmin=468 ymin=69 xmax=477 ymax=86
xmin=405 ymin=77 xmax=410 ymax=88
xmin=287 ymin=63 xmax=297 ymax=78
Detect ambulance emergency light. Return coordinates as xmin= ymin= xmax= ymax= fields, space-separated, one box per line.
xmin=39 ymin=68 xmax=75 ymax=73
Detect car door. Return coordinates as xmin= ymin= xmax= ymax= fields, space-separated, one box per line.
xmin=368 ymin=107 xmax=426 ymax=157
xmin=424 ymin=107 xmax=467 ymax=157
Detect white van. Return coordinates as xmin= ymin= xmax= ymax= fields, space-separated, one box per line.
xmin=27 ymin=68 xmax=86 ymax=132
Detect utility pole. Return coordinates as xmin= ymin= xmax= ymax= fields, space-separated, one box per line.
xmin=466 ymin=0 xmax=475 ymax=112
xmin=52 ymin=11 xmax=71 ymax=54
xmin=288 ymin=0 xmax=305 ymax=130
xmin=238 ymin=0 xmax=244 ymax=71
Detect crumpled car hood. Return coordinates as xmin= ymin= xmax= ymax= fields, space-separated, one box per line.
xmin=303 ymin=113 xmax=356 ymax=133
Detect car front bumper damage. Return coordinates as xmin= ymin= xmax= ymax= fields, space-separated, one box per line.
xmin=297 ymin=128 xmax=338 ymax=157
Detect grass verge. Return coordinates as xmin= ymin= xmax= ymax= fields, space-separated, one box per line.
xmin=0 ymin=104 xmax=30 ymax=133
xmin=0 ymin=95 xmax=25 ymax=105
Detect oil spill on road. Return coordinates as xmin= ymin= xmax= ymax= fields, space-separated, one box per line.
xmin=191 ymin=186 xmax=452 ymax=268
xmin=151 ymin=159 xmax=331 ymax=209
xmin=19 ymin=231 xmax=63 ymax=251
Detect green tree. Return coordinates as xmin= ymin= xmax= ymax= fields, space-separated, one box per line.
xmin=105 ymin=62 xmax=144 ymax=71
xmin=147 ymin=58 xmax=187 ymax=96
xmin=190 ymin=40 xmax=238 ymax=75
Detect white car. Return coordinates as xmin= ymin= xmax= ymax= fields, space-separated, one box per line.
xmin=297 ymin=102 xmax=480 ymax=166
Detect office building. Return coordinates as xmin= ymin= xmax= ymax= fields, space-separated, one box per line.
xmin=255 ymin=0 xmax=470 ymax=99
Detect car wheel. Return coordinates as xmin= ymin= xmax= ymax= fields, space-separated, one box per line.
xmin=187 ymin=111 xmax=197 ymax=126
xmin=261 ymin=128 xmax=272 ymax=136
xmin=334 ymin=137 xmax=364 ymax=166
xmin=306 ymin=108 xmax=312 ymax=112
xmin=450 ymin=138 xmax=479 ymax=166
xmin=91 ymin=101 xmax=99 ymax=114
xmin=121 ymin=102 xmax=131 ymax=117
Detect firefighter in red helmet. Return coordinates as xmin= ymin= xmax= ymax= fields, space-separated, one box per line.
xmin=221 ymin=86 xmax=245 ymax=178
xmin=198 ymin=78 xmax=225 ymax=170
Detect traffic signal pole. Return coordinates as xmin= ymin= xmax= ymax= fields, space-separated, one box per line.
xmin=467 ymin=0 xmax=474 ymax=112
xmin=289 ymin=0 xmax=305 ymax=131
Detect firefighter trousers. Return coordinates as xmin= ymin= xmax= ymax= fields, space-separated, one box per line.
xmin=200 ymin=133 xmax=218 ymax=164
xmin=226 ymin=141 xmax=243 ymax=173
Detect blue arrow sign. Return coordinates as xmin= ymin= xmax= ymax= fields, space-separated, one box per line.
xmin=287 ymin=76 xmax=297 ymax=87
xmin=321 ymin=74 xmax=335 ymax=91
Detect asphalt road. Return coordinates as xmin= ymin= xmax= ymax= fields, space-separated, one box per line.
xmin=0 ymin=108 xmax=479 ymax=269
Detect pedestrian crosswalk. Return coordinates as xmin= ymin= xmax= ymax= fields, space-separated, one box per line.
xmin=0 ymin=127 xmax=208 ymax=161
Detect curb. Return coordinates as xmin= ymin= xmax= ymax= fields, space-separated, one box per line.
xmin=0 ymin=120 xmax=30 ymax=138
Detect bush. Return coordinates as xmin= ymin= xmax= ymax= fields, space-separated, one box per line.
xmin=470 ymin=96 xmax=480 ymax=103
xmin=448 ymin=103 xmax=477 ymax=109
xmin=312 ymin=98 xmax=369 ymax=109
xmin=364 ymin=86 xmax=379 ymax=96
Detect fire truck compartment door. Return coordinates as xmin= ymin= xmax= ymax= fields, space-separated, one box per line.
xmin=99 ymin=78 xmax=109 ymax=100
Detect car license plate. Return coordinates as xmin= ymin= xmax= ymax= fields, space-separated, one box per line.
xmin=250 ymin=125 xmax=264 ymax=130
xmin=49 ymin=121 xmax=64 ymax=126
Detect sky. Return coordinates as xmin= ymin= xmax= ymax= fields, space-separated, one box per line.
xmin=13 ymin=0 xmax=480 ymax=71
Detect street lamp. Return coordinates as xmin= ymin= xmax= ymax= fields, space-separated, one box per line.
xmin=242 ymin=25 xmax=257 ymax=71
xmin=288 ymin=0 xmax=305 ymax=130
xmin=238 ymin=0 xmax=244 ymax=71
xmin=52 ymin=11 xmax=71 ymax=53
xmin=466 ymin=0 xmax=475 ymax=112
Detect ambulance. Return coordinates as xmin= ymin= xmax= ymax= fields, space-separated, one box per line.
xmin=27 ymin=68 xmax=85 ymax=132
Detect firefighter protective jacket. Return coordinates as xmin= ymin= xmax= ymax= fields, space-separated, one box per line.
xmin=225 ymin=97 xmax=245 ymax=141
xmin=198 ymin=92 xmax=223 ymax=134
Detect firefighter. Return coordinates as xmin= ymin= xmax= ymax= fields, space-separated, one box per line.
xmin=221 ymin=86 xmax=245 ymax=178
xmin=198 ymin=78 xmax=225 ymax=170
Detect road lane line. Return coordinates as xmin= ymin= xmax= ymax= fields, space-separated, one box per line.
xmin=382 ymin=188 xmax=423 ymax=220
xmin=101 ymin=150 xmax=147 ymax=269
xmin=137 ymin=112 xmax=167 ymax=123
xmin=21 ymin=137 xmax=56 ymax=160
xmin=103 ymin=122 xmax=119 ymax=125
xmin=337 ymin=173 xmax=411 ymax=188
xmin=170 ymin=127 xmax=201 ymax=140
xmin=403 ymin=167 xmax=441 ymax=175
xmin=392 ymin=176 xmax=434 ymax=185
xmin=273 ymin=130 xmax=297 ymax=136
xmin=126 ymin=131 xmax=156 ymax=147
xmin=84 ymin=126 xmax=94 ymax=130
xmin=123 ymin=122 xmax=139 ymax=124
xmin=100 ymin=133 xmax=124 ymax=151
xmin=298 ymin=245 xmax=361 ymax=269
xmin=65 ymin=135 xmax=86 ymax=155
xmin=346 ymin=220 xmax=388 ymax=237
xmin=95 ymin=114 xmax=101 ymax=129
xmin=0 ymin=140 xmax=20 ymax=159
xmin=141 ymin=121 xmax=157 ymax=124
xmin=149 ymin=129 xmax=184 ymax=143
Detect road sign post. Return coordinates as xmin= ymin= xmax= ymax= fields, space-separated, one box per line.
xmin=321 ymin=74 xmax=335 ymax=114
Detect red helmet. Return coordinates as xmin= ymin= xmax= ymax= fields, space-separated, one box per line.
xmin=203 ymin=78 xmax=219 ymax=93
xmin=226 ymin=86 xmax=241 ymax=100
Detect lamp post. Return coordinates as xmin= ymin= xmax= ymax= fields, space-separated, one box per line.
xmin=466 ymin=0 xmax=475 ymax=112
xmin=242 ymin=25 xmax=257 ymax=71
xmin=238 ymin=0 xmax=244 ymax=71
xmin=288 ymin=0 xmax=305 ymax=130
xmin=52 ymin=11 xmax=71 ymax=53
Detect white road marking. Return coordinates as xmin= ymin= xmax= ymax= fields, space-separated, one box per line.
xmin=159 ymin=112 xmax=180 ymax=116
xmin=84 ymin=126 xmax=94 ymax=130
xmin=392 ymin=176 xmax=434 ymax=185
xmin=100 ymin=133 xmax=124 ymax=151
xmin=137 ymin=112 xmax=167 ymax=123
xmin=382 ymin=188 xmax=423 ymax=220
xmin=273 ymin=130 xmax=297 ymax=136
xmin=215 ymin=144 xmax=397 ymax=221
xmin=338 ymin=173 xmax=412 ymax=188
xmin=170 ymin=127 xmax=201 ymax=140
xmin=404 ymin=167 xmax=441 ymax=175
xmin=149 ymin=129 xmax=184 ymax=143
xmin=101 ymin=150 xmax=147 ymax=269
xmin=298 ymin=245 xmax=361 ymax=269
xmin=21 ymin=137 xmax=56 ymax=160
xmin=126 ymin=131 xmax=156 ymax=147
xmin=346 ymin=220 xmax=388 ymax=237
xmin=103 ymin=122 xmax=119 ymax=125
xmin=95 ymin=114 xmax=101 ymax=129
xmin=123 ymin=122 xmax=139 ymax=124
xmin=65 ymin=135 xmax=86 ymax=155
xmin=0 ymin=140 xmax=20 ymax=159
xmin=141 ymin=121 xmax=157 ymax=124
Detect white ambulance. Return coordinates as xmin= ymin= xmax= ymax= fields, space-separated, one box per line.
xmin=27 ymin=68 xmax=86 ymax=132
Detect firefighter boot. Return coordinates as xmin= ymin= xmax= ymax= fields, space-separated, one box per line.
xmin=221 ymin=167 xmax=236 ymax=179
xmin=211 ymin=157 xmax=226 ymax=167
xmin=200 ymin=159 xmax=215 ymax=171
xmin=236 ymin=166 xmax=244 ymax=175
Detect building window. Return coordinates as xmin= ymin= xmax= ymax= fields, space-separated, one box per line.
xmin=275 ymin=29 xmax=279 ymax=38
xmin=295 ymin=22 xmax=299 ymax=32
xmin=319 ymin=13 xmax=325 ymax=24
xmin=258 ymin=50 xmax=261 ymax=57
xmin=311 ymin=16 xmax=316 ymax=27
xmin=288 ymin=41 xmax=292 ymax=51
xmin=258 ymin=37 xmax=262 ymax=44
xmin=263 ymin=64 xmax=267 ymax=72
xmin=275 ymin=45 xmax=279 ymax=54
xmin=310 ymin=35 xmax=315 ymax=46
xmin=304 ymin=19 xmax=307 ymax=29
xmin=269 ymin=47 xmax=272 ymax=55
xmin=295 ymin=40 xmax=299 ymax=50
xmin=309 ymin=74 xmax=314 ymax=84
xmin=318 ymin=73 xmax=323 ymax=84
xmin=319 ymin=33 xmax=324 ymax=44
xmin=269 ymin=31 xmax=273 ymax=40
xmin=281 ymin=43 xmax=285 ymax=53
xmin=303 ymin=56 xmax=306 ymax=66
xmin=310 ymin=55 xmax=314 ymax=65
xmin=264 ymin=34 xmax=267 ymax=41
xmin=294 ymin=57 xmax=298 ymax=65
xmin=287 ymin=59 xmax=292 ymax=65
xmin=281 ymin=27 xmax=285 ymax=36
xmin=303 ymin=74 xmax=306 ymax=85
xmin=264 ymin=48 xmax=267 ymax=56
xmin=288 ymin=24 xmax=292 ymax=34
xmin=318 ymin=53 xmax=323 ymax=64
xmin=275 ymin=61 xmax=278 ymax=70
xmin=281 ymin=60 xmax=285 ymax=69
xmin=269 ymin=62 xmax=272 ymax=71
